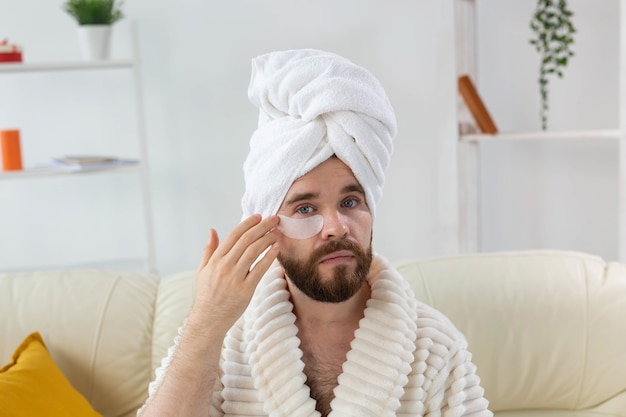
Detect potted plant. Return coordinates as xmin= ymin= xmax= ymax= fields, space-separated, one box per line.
xmin=63 ymin=0 xmax=125 ymax=60
xmin=529 ymin=0 xmax=576 ymax=130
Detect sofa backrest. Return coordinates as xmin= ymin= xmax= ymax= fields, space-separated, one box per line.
xmin=150 ymin=270 xmax=196 ymax=374
xmin=4 ymin=250 xmax=626 ymax=417
xmin=0 ymin=269 xmax=196 ymax=417
xmin=396 ymin=250 xmax=626 ymax=415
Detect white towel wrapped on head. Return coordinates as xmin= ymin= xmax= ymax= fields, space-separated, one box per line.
xmin=241 ymin=48 xmax=397 ymax=221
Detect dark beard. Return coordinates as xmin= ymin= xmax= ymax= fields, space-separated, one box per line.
xmin=278 ymin=239 xmax=373 ymax=303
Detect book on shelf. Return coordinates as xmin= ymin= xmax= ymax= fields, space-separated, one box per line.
xmin=458 ymin=74 xmax=498 ymax=135
xmin=51 ymin=156 xmax=139 ymax=171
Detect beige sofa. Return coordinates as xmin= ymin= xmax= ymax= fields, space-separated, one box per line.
xmin=1 ymin=250 xmax=625 ymax=417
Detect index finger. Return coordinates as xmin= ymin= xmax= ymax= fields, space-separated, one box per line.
xmin=214 ymin=214 xmax=278 ymax=258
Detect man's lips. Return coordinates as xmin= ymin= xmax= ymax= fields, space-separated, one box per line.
xmin=319 ymin=250 xmax=355 ymax=264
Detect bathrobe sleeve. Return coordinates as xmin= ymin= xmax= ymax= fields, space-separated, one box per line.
xmin=398 ymin=303 xmax=493 ymax=417
xmin=426 ymin=344 xmax=492 ymax=417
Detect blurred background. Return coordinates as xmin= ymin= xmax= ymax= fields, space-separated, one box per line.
xmin=0 ymin=0 xmax=620 ymax=275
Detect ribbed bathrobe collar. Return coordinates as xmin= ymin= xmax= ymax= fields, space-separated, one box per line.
xmin=236 ymin=254 xmax=419 ymax=417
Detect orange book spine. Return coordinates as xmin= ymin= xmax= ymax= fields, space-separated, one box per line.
xmin=1 ymin=129 xmax=23 ymax=171
xmin=458 ymin=75 xmax=498 ymax=134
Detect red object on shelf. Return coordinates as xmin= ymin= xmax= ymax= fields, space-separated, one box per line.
xmin=0 ymin=52 xmax=22 ymax=63
xmin=0 ymin=39 xmax=23 ymax=63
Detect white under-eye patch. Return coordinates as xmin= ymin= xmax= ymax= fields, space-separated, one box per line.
xmin=277 ymin=214 xmax=324 ymax=239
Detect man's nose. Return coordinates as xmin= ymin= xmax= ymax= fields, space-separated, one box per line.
xmin=321 ymin=210 xmax=349 ymax=239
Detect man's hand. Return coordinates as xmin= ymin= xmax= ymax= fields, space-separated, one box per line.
xmin=190 ymin=214 xmax=281 ymax=335
xmin=138 ymin=215 xmax=280 ymax=417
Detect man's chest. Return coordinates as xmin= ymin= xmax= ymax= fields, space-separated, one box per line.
xmin=301 ymin=346 xmax=349 ymax=416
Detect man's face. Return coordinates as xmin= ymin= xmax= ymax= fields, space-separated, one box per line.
xmin=276 ymin=156 xmax=373 ymax=303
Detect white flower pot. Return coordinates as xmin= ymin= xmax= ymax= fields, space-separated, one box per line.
xmin=77 ymin=25 xmax=112 ymax=61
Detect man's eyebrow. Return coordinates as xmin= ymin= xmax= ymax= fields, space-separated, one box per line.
xmin=343 ymin=183 xmax=365 ymax=195
xmin=284 ymin=192 xmax=319 ymax=206
xmin=284 ymin=184 xmax=364 ymax=206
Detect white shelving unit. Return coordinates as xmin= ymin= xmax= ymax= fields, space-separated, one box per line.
xmin=0 ymin=60 xmax=135 ymax=73
xmin=0 ymin=26 xmax=156 ymax=272
xmin=0 ymin=162 xmax=141 ymax=179
xmin=455 ymin=0 xmax=626 ymax=261
xmin=461 ymin=129 xmax=621 ymax=143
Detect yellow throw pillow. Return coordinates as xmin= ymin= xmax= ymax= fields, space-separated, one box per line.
xmin=0 ymin=332 xmax=103 ymax=417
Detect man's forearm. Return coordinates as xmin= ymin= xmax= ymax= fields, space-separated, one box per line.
xmin=138 ymin=313 xmax=226 ymax=417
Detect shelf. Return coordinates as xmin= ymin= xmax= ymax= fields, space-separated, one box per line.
xmin=454 ymin=0 xmax=626 ymax=260
xmin=0 ymin=59 xmax=135 ymax=73
xmin=0 ymin=161 xmax=141 ymax=180
xmin=460 ymin=129 xmax=621 ymax=143
xmin=0 ymin=23 xmax=157 ymax=273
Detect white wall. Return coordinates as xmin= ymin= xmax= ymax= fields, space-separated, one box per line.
xmin=475 ymin=0 xmax=620 ymax=260
xmin=0 ymin=0 xmax=459 ymax=274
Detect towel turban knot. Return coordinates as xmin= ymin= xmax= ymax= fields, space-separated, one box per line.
xmin=241 ymin=49 xmax=397 ymax=221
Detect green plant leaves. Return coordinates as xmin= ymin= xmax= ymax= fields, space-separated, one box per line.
xmin=63 ymin=0 xmax=124 ymax=25
xmin=529 ymin=0 xmax=576 ymax=130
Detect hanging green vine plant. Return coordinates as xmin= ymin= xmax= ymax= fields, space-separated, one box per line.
xmin=529 ymin=0 xmax=576 ymax=130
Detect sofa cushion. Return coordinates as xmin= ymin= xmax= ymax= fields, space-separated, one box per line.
xmin=0 ymin=332 xmax=102 ymax=417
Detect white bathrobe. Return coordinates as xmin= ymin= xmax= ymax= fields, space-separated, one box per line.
xmin=141 ymin=255 xmax=492 ymax=417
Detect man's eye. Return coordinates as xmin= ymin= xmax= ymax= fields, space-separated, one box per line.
xmin=342 ymin=198 xmax=358 ymax=208
xmin=296 ymin=206 xmax=314 ymax=215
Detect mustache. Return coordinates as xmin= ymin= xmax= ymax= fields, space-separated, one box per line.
xmin=311 ymin=239 xmax=364 ymax=262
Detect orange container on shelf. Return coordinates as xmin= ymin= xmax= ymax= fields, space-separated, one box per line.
xmin=1 ymin=129 xmax=23 ymax=171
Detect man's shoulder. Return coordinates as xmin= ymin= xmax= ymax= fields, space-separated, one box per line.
xmin=413 ymin=299 xmax=468 ymax=349
xmin=370 ymin=255 xmax=468 ymax=349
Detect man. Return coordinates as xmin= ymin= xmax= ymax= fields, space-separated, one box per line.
xmin=138 ymin=49 xmax=492 ymax=417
